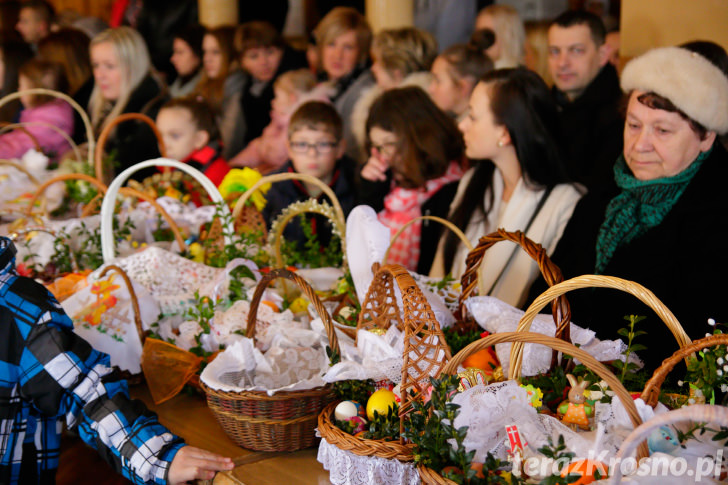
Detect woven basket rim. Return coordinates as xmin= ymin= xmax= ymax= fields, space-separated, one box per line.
xmin=317 ymin=402 xmax=415 ymax=461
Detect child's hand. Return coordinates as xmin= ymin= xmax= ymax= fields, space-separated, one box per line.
xmin=167 ymin=445 xmax=234 ymax=483
xmin=361 ymin=155 xmax=389 ymax=182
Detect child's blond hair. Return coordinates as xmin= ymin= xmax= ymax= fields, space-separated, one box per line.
xmin=274 ymin=69 xmax=317 ymax=96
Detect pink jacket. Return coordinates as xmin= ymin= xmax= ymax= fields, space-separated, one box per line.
xmin=0 ymin=99 xmax=74 ymax=161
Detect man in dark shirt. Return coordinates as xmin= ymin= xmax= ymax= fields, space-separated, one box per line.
xmin=548 ymin=10 xmax=623 ymax=193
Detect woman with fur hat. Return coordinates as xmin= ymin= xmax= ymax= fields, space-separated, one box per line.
xmin=528 ymin=45 xmax=728 ymax=371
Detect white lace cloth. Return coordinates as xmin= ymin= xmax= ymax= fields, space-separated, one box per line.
xmin=200 ymin=329 xmax=329 ymax=395
xmin=317 ymin=437 xmax=420 ymax=485
xmin=465 ymin=296 xmax=641 ymax=377
xmin=133 ymin=196 xmax=216 ymax=239
xmin=104 ymin=246 xmax=222 ymax=315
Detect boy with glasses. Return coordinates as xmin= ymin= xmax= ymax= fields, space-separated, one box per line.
xmin=261 ymin=101 xmax=357 ymax=251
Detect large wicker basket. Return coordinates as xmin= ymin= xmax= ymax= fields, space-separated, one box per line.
xmin=418 ymin=331 xmax=648 ymax=484
xmin=201 ymin=268 xmax=339 ymax=452
xmin=317 ymin=263 xmax=451 ymax=461
xmin=511 ymin=274 xmax=692 ymax=378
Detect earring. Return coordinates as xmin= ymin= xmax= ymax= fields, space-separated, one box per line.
xmin=497 ymin=140 xmax=504 ymax=147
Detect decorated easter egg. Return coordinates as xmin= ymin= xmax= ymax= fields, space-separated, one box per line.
xmin=647 ymin=425 xmax=679 ymax=454
xmin=347 ymin=415 xmax=367 ymax=434
xmin=335 ymin=401 xmax=361 ymax=421
xmin=366 ymin=389 xmax=398 ymax=420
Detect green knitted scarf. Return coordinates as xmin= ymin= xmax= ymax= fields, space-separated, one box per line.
xmin=594 ymin=149 xmax=711 ymax=274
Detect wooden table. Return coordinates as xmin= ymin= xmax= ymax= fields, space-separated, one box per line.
xmin=130 ymin=386 xmax=332 ymax=485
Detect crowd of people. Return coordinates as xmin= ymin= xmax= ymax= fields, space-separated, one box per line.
xmin=1 ymin=1 xmax=728 ymax=484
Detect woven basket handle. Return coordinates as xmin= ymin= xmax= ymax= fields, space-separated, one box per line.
xmin=0 ymin=89 xmax=94 ymax=169
xmin=610 ymin=404 xmax=728 ymax=483
xmin=100 ymin=158 xmax=228 ymax=263
xmin=26 ymin=173 xmax=108 ymax=217
xmin=0 ymin=159 xmax=41 ymax=185
xmin=0 ymin=121 xmax=83 ymax=166
xmin=512 ymin=275 xmax=691 ymax=379
xmin=640 ymin=333 xmax=728 ymax=408
xmin=459 ymin=228 xmax=571 ymax=340
xmin=0 ymin=122 xmax=42 ymax=152
xmin=231 ymin=172 xmax=346 ymax=227
xmin=441 ymin=331 xmax=648 ymax=459
xmin=95 ymin=112 xmax=166 ymax=182
xmin=382 ymin=215 xmax=483 ymax=293
xmin=357 ymin=263 xmax=452 ymax=443
xmin=245 ymin=268 xmax=340 ymax=356
xmin=268 ymin=199 xmax=347 ymax=269
xmin=98 ymin=264 xmax=145 ymax=344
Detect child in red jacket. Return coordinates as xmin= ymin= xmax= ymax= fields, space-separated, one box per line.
xmin=156 ymin=96 xmax=230 ymax=186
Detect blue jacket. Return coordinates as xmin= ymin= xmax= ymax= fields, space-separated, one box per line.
xmin=0 ymin=237 xmax=184 ymax=484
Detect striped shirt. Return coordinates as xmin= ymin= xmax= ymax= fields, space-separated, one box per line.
xmin=0 ymin=237 xmax=184 ymax=484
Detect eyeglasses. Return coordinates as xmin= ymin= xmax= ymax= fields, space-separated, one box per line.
xmin=289 ymin=140 xmax=338 ymax=154
xmin=370 ymin=141 xmax=398 ymax=158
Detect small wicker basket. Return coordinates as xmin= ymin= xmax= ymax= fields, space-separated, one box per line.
xmin=418 ymin=331 xmax=648 ymax=484
xmin=201 ymin=268 xmax=339 ymax=452
xmin=640 ymin=333 xmax=728 ymax=408
xmin=317 ymin=263 xmax=451 ymax=462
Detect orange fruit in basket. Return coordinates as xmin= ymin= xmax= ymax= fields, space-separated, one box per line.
xmin=561 ymin=459 xmax=608 ymax=484
xmin=462 ymin=348 xmax=499 ymax=372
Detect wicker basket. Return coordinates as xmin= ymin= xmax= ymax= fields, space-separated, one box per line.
xmin=610 ymin=404 xmax=728 ymax=484
xmin=201 ymin=268 xmax=339 ymax=452
xmin=418 ymin=330 xmax=649 ymax=484
xmin=640 ymin=333 xmax=728 ymax=408
xmin=317 ymin=263 xmax=451 ymax=461
xmin=511 ymin=275 xmax=692 ymax=379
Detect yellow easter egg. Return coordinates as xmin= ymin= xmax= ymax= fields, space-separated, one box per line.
xmin=288 ymin=296 xmax=309 ymax=314
xmin=366 ymin=389 xmax=398 ymax=420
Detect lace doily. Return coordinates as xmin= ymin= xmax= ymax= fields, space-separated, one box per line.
xmin=465 ymin=296 xmax=639 ymax=377
xmin=317 ymin=438 xmax=420 ymax=485
xmin=133 ymin=196 xmax=216 ymax=238
xmin=102 ymin=246 xmax=222 ymax=315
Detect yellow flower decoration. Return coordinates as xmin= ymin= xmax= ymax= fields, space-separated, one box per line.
xmin=218 ymin=168 xmax=271 ymax=211
xmin=520 ymin=384 xmax=543 ymax=408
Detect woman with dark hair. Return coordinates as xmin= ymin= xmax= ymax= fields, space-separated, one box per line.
xmin=430 ymin=67 xmax=583 ymax=307
xmin=528 ymin=46 xmax=728 ymax=370
xmin=0 ymin=39 xmax=34 ymax=123
xmin=360 ymin=85 xmax=465 ymax=272
xmin=168 ymin=23 xmax=205 ymax=98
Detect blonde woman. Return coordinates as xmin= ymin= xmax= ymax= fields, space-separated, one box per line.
xmin=88 ymin=26 xmax=166 ymax=180
xmin=475 ymin=4 xmax=525 ymax=69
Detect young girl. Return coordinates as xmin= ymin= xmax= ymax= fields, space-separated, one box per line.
xmin=431 ymin=68 xmax=583 ymax=307
xmin=229 ymin=68 xmax=329 ymax=174
xmin=194 ymin=26 xmax=241 ymax=115
xmin=428 ymin=35 xmax=494 ymax=123
xmin=349 ymin=26 xmax=437 ymax=163
xmin=0 ymin=59 xmax=74 ymax=161
xmin=360 ymin=86 xmax=465 ymax=272
xmin=155 ymin=97 xmax=230 ymax=186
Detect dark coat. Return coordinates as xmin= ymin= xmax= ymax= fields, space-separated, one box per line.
xmin=529 ymin=142 xmax=728 ymax=370
xmin=262 ymin=158 xmax=357 ymax=252
xmin=553 ymin=63 xmax=623 ymax=194
xmin=239 ymin=45 xmax=308 ymax=147
xmin=107 ymin=75 xmax=168 ymax=181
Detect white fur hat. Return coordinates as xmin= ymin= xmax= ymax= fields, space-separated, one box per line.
xmin=621 ymin=46 xmax=728 ymax=134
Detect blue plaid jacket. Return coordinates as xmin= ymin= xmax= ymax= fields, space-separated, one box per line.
xmin=0 ymin=237 xmax=184 ymax=484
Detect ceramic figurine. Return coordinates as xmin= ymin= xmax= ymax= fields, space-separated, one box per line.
xmin=557 ymin=374 xmax=594 ymax=430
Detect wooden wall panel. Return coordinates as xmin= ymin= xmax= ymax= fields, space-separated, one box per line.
xmin=48 ymin=0 xmax=115 ymax=23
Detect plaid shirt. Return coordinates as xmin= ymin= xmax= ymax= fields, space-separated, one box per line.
xmin=0 ymin=237 xmax=184 ymax=484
